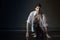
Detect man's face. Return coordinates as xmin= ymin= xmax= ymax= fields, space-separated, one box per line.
xmin=35 ymin=6 xmax=40 ymax=11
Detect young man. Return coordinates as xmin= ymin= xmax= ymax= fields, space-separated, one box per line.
xmin=26 ymin=4 xmax=51 ymax=40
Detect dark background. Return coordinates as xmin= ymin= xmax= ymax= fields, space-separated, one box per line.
xmin=0 ymin=0 xmax=60 ymax=40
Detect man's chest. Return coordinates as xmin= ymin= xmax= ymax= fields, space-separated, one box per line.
xmin=34 ymin=14 xmax=41 ymax=21
xmin=33 ymin=13 xmax=42 ymax=24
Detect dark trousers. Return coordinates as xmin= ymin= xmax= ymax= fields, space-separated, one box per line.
xmin=30 ymin=23 xmax=46 ymax=40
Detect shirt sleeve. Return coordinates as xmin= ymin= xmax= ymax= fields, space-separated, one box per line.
xmin=43 ymin=14 xmax=48 ymax=27
xmin=26 ymin=12 xmax=33 ymax=23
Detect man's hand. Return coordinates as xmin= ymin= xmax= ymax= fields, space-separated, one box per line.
xmin=46 ymin=34 xmax=51 ymax=38
xmin=31 ymin=33 xmax=36 ymax=37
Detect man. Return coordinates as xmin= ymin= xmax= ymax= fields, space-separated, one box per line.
xmin=26 ymin=4 xmax=51 ymax=40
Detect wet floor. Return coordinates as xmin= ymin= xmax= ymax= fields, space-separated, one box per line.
xmin=0 ymin=30 xmax=60 ymax=40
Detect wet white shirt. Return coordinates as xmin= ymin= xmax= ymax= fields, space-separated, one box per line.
xmin=26 ymin=11 xmax=48 ymax=32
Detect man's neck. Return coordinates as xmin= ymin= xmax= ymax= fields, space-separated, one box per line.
xmin=36 ymin=11 xmax=40 ymax=14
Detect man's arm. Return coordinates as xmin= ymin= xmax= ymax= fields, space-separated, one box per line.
xmin=26 ymin=23 xmax=29 ymax=33
xmin=43 ymin=14 xmax=51 ymax=38
xmin=26 ymin=22 xmax=29 ymax=38
xmin=44 ymin=26 xmax=51 ymax=38
xmin=26 ymin=11 xmax=33 ymax=38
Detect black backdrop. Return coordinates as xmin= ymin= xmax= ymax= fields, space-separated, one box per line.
xmin=0 ymin=0 xmax=60 ymax=31
xmin=0 ymin=0 xmax=60 ymax=40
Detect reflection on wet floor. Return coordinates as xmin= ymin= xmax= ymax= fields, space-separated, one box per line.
xmin=0 ymin=30 xmax=60 ymax=40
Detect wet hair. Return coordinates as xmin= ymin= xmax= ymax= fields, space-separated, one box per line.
xmin=35 ymin=3 xmax=42 ymax=8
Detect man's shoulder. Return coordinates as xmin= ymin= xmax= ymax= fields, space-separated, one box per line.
xmin=29 ymin=10 xmax=36 ymax=15
xmin=42 ymin=13 xmax=47 ymax=18
xmin=30 ymin=10 xmax=36 ymax=13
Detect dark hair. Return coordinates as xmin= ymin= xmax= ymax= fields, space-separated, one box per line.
xmin=35 ymin=3 xmax=42 ymax=8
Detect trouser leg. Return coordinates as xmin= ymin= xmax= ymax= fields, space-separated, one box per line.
xmin=35 ymin=27 xmax=46 ymax=40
